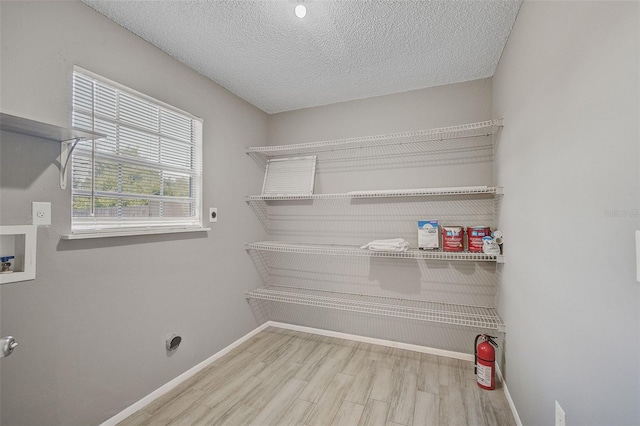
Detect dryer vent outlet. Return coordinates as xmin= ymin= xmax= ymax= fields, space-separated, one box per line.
xmin=166 ymin=334 xmax=182 ymax=351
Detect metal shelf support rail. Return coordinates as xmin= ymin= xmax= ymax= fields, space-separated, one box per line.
xmin=246 ymin=286 xmax=506 ymax=332
xmin=246 ymin=241 xmax=505 ymax=263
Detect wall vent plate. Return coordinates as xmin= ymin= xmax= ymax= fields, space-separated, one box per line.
xmin=262 ymin=156 xmax=316 ymax=196
xmin=166 ymin=334 xmax=182 ymax=351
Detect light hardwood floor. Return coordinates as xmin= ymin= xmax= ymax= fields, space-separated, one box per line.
xmin=118 ymin=327 xmax=515 ymax=426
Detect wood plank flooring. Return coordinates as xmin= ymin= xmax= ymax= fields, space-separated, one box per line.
xmin=118 ymin=327 xmax=515 ymax=426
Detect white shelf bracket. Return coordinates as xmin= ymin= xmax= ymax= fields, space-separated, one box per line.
xmin=60 ymin=137 xmax=84 ymax=190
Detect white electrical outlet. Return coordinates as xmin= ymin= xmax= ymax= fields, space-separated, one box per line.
xmin=209 ymin=208 xmax=218 ymax=223
xmin=32 ymin=202 xmax=51 ymax=226
xmin=555 ymin=401 xmax=566 ymax=426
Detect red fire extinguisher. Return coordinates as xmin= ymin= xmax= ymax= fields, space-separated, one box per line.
xmin=474 ymin=334 xmax=498 ymax=390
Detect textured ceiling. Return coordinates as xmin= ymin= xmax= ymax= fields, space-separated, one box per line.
xmin=81 ymin=0 xmax=522 ymax=114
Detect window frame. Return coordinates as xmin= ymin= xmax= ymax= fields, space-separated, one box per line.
xmin=65 ymin=66 xmax=207 ymax=239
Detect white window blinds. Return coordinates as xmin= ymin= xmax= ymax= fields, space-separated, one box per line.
xmin=71 ymin=67 xmax=203 ymax=235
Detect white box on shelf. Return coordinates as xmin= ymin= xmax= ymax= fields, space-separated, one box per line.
xmin=0 ymin=225 xmax=37 ymax=284
xmin=418 ymin=220 xmax=439 ymax=250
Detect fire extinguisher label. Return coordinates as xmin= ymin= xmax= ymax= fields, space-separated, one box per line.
xmin=477 ymin=364 xmax=493 ymax=387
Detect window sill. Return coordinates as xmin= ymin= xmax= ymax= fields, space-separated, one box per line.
xmin=61 ymin=227 xmax=211 ymax=240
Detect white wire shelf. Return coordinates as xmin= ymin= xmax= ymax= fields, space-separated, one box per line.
xmin=246 ymin=286 xmax=506 ymax=331
xmin=246 ymin=241 xmax=504 ymax=263
xmin=246 ymin=186 xmax=503 ymax=201
xmin=246 ymin=119 xmax=502 ymax=158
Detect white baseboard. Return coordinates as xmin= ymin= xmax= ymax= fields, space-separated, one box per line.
xmin=100 ymin=322 xmax=270 ymax=426
xmin=266 ymin=321 xmax=474 ymax=361
xmin=496 ymin=364 xmax=523 ymax=426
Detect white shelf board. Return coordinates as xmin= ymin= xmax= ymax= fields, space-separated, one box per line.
xmin=246 ymin=285 xmax=506 ymax=331
xmin=246 ymin=119 xmax=502 ymax=158
xmin=0 ymin=112 xmax=105 ymax=142
xmin=246 ymin=241 xmax=504 ymax=263
xmin=246 ymin=186 xmax=503 ymax=201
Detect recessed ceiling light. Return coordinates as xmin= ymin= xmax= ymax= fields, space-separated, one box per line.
xmin=294 ymin=4 xmax=306 ymax=19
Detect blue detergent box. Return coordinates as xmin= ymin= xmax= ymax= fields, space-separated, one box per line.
xmin=418 ymin=220 xmax=439 ymax=250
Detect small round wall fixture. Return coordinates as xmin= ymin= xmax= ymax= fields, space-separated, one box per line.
xmin=294 ymin=4 xmax=306 ymax=18
xmin=166 ymin=334 xmax=182 ymax=351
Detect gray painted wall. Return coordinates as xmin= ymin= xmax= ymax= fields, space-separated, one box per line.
xmin=0 ymin=1 xmax=267 ymax=425
xmin=267 ymin=79 xmax=493 ymax=146
xmin=493 ymin=1 xmax=640 ymax=425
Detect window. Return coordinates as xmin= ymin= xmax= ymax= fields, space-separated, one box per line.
xmin=70 ymin=66 xmax=204 ymax=237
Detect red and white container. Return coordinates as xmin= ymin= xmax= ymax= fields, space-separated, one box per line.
xmin=467 ymin=226 xmax=492 ymax=253
xmin=442 ymin=226 xmax=464 ymax=252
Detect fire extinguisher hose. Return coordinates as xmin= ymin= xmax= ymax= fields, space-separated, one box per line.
xmin=474 ymin=334 xmax=481 ymax=374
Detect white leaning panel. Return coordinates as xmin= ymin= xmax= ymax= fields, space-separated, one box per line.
xmin=262 ymin=156 xmax=317 ymax=196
